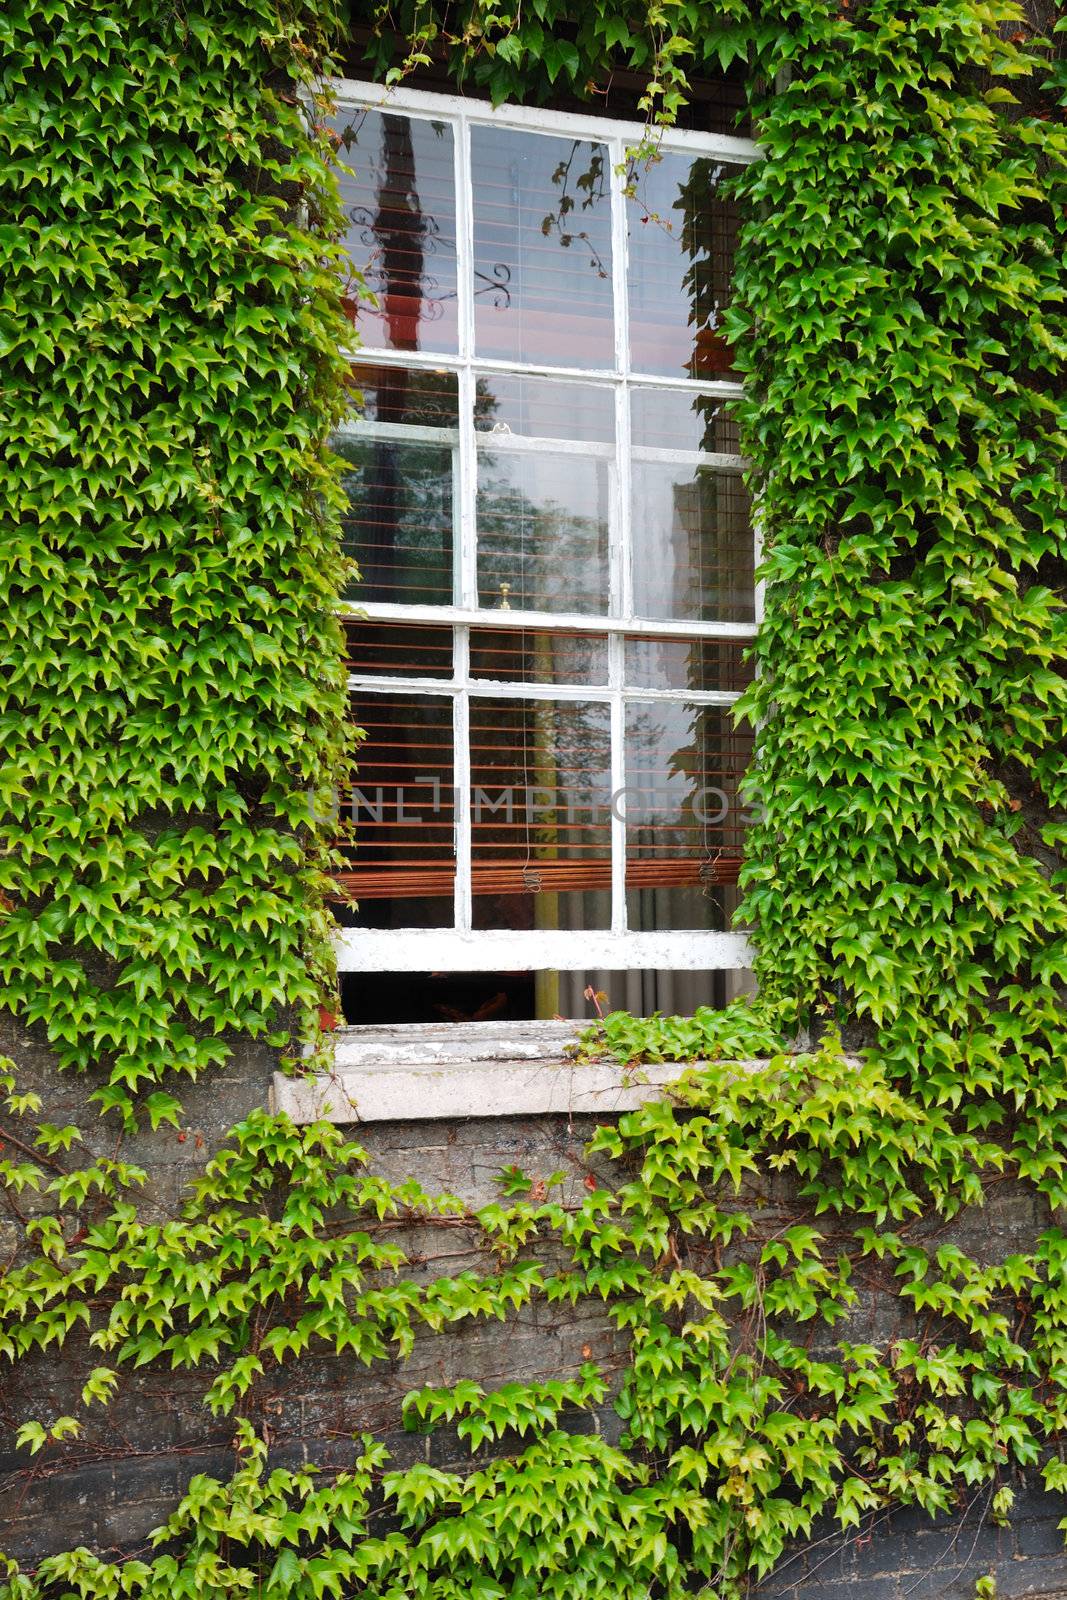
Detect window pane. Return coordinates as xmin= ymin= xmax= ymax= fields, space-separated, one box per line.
xmin=337 ymin=694 xmax=455 ymax=929
xmin=342 ymin=971 xmax=538 ymax=1025
xmin=339 ymin=439 xmax=454 ymax=606
xmin=339 ymin=367 xmax=457 ymax=606
xmin=475 ymin=374 xmax=615 ymax=443
xmin=631 ymin=464 xmax=754 ymax=623
xmin=627 ymin=154 xmax=743 ymax=379
xmin=554 ymin=969 xmax=733 ymax=1018
xmin=477 ymin=448 xmax=611 ymax=615
xmin=470 ymin=628 xmax=609 ymax=685
xmin=472 ymin=127 xmax=614 ymax=367
xmin=351 ymin=363 xmax=459 ymax=427
xmin=346 ymin=622 xmax=452 ymax=680
xmin=631 ymin=386 xmax=741 ymax=454
xmin=625 ymin=636 xmax=752 ymax=694
xmin=624 ymin=702 xmax=751 ymax=932
xmin=470 ymin=698 xmax=612 ymax=930
xmin=333 ymin=110 xmax=459 ymax=353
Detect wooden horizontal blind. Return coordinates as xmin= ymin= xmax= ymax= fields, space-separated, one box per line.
xmin=336 ymin=690 xmax=453 ymax=905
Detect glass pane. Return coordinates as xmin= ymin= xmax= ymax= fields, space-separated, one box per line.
xmin=474 ymin=374 xmax=615 ymax=443
xmin=631 ymin=464 xmax=753 ymax=623
xmin=553 ymin=969 xmax=732 ymax=1018
xmin=333 ymin=110 xmax=459 ymax=353
xmin=470 ymin=698 xmax=612 ymax=930
xmin=625 ymin=636 xmax=752 ymax=694
xmin=342 ymin=971 xmax=538 ymax=1025
xmin=627 ymin=154 xmax=744 ymax=379
xmin=472 ymin=127 xmax=614 ymax=367
xmin=346 ymin=622 xmax=452 ymax=679
xmin=337 ymin=694 xmax=455 ymax=929
xmin=351 ymin=363 xmax=459 ymax=427
xmin=477 ymin=448 xmax=611 ymax=615
xmin=338 ymin=368 xmax=457 ymax=606
xmin=631 ymin=387 xmax=740 ymax=454
xmin=624 ymin=702 xmax=752 ymax=932
xmin=470 ymin=628 xmax=609 ymax=685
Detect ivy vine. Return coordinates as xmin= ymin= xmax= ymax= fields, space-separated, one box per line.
xmin=1 ymin=0 xmax=1066 ymax=1594
xmin=0 ymin=0 xmax=352 ymax=1126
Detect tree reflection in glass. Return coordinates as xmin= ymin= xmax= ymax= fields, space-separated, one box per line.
xmin=630 ymin=386 xmax=754 ymax=624
xmin=472 ymin=127 xmax=615 ymax=368
xmin=475 ymin=377 xmax=614 ymax=615
xmin=627 ymin=151 xmax=743 ymax=379
xmin=624 ymin=702 xmax=752 ymax=932
xmin=339 ymin=366 xmax=458 ymax=606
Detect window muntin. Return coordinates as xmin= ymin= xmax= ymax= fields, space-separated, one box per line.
xmin=330 ymin=84 xmax=759 ymax=973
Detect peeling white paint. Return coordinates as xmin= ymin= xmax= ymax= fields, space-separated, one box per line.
xmin=271 ymin=1022 xmax=847 ymax=1124
xmin=334 ymin=929 xmax=754 ymax=973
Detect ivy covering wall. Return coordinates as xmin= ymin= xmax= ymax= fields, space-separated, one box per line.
xmin=1 ymin=0 xmax=1066 ymax=1594
xmin=1 ymin=0 xmax=351 ymax=1125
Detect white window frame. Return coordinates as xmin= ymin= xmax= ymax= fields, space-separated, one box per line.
xmin=332 ymin=79 xmax=761 ymax=977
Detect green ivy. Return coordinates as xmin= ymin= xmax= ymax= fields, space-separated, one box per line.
xmin=2 ymin=0 xmax=1067 ymax=1594
xmin=0 ymin=0 xmax=352 ymax=1129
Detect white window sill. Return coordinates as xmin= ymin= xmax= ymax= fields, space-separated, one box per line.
xmin=270 ymin=1021 xmax=812 ymax=1124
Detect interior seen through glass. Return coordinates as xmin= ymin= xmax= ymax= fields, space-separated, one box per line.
xmin=470 ymin=696 xmax=613 ymax=931
xmin=339 ymin=661 xmax=752 ymax=936
xmin=624 ymin=702 xmax=752 ymax=933
xmin=339 ymin=365 xmax=458 ymax=607
xmin=469 ymin=628 xmax=609 ymax=686
xmin=340 ymin=968 xmax=747 ymax=1025
xmin=334 ymin=692 xmax=455 ymax=930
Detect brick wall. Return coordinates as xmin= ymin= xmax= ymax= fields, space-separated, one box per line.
xmin=2 ymin=1024 xmax=1066 ymax=1594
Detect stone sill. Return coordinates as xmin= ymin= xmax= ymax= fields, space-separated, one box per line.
xmin=270 ymin=1020 xmax=812 ymax=1124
